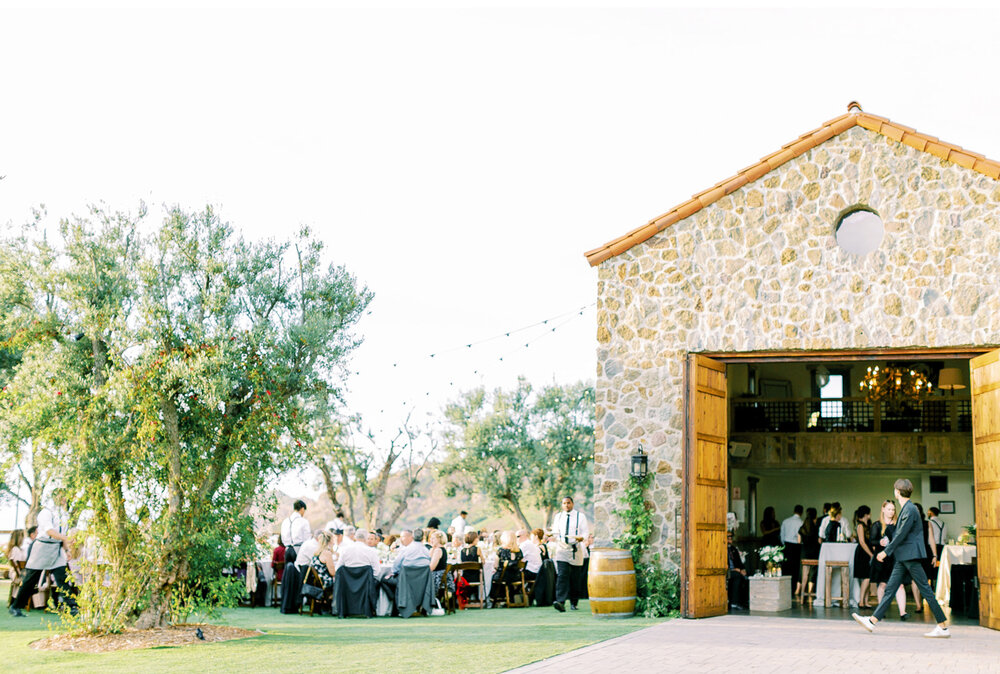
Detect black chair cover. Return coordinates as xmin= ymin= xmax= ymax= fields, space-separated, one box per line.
xmin=533 ymin=559 xmax=556 ymax=606
xmin=333 ymin=566 xmax=377 ymax=618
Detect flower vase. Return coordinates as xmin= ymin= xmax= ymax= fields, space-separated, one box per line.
xmin=765 ymin=561 xmax=775 ymax=577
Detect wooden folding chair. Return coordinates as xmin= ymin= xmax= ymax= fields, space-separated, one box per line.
xmin=7 ymin=560 xmax=25 ymax=608
xmin=450 ymin=562 xmax=485 ymax=609
xmin=271 ymin=560 xmax=285 ymax=606
xmin=436 ymin=564 xmax=456 ymax=614
xmin=503 ymin=560 xmax=530 ymax=608
xmin=302 ymin=566 xmax=332 ymax=616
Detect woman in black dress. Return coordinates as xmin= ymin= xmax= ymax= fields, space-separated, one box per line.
xmin=760 ymin=506 xmax=781 ymax=546
xmin=869 ymin=500 xmax=908 ymax=618
xmin=852 ymin=505 xmax=873 ymax=607
xmin=797 ymin=507 xmax=819 ymax=604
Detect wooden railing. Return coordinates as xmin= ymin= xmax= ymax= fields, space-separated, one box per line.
xmin=731 ymin=396 xmax=971 ymax=434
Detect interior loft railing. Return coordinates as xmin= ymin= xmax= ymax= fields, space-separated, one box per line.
xmin=731 ymin=396 xmax=972 ymax=434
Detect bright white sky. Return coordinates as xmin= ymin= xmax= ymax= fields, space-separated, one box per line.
xmin=3 ymin=4 xmax=1000 ymax=519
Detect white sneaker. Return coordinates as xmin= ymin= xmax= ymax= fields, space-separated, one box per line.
xmin=924 ymin=625 xmax=951 ymax=638
xmin=852 ymin=613 xmax=874 ymax=633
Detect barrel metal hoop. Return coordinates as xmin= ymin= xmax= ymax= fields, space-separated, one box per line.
xmin=593 ymin=552 xmax=632 ymax=559
xmin=589 ymin=596 xmax=637 ymax=602
xmin=590 ymin=570 xmax=636 ymax=576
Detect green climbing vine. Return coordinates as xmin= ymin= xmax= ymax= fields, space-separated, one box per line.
xmin=613 ymin=473 xmax=680 ymax=618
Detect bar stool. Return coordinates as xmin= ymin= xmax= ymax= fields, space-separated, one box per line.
xmin=800 ymin=560 xmax=818 ymax=604
xmin=825 ymin=560 xmax=850 ymax=608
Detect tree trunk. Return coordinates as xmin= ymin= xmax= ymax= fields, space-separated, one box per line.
xmin=543 ymin=506 xmax=555 ymax=530
xmin=504 ymin=495 xmax=532 ymax=530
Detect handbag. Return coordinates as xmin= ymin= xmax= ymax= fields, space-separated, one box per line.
xmin=430 ymin=598 xmax=445 ymax=616
xmin=301 ymin=583 xmax=324 ymax=600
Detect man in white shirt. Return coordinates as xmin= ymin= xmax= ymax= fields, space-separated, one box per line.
xmin=516 ymin=530 xmax=542 ymax=580
xmin=817 ymin=502 xmax=834 ymax=543
xmin=296 ymin=531 xmax=320 ymax=568
xmin=927 ymin=507 xmax=947 ymax=561
xmin=11 ymin=491 xmax=78 ymax=617
xmin=780 ymin=505 xmax=804 ymax=581
xmin=325 ymin=511 xmax=348 ymax=533
xmin=279 ymin=499 xmax=311 ymax=614
xmin=336 ymin=528 xmax=380 ymax=576
xmin=550 ymin=496 xmax=588 ymax=613
xmin=450 ymin=511 xmax=468 ymax=538
xmin=391 ymin=529 xmax=432 ymax=574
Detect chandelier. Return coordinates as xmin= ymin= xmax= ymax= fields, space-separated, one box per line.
xmin=859 ymin=365 xmax=932 ymax=411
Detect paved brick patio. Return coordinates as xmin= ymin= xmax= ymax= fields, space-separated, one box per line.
xmin=512 ymin=614 xmax=1000 ymax=673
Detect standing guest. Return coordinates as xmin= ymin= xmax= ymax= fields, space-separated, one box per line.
xmin=853 ymin=506 xmax=874 ymax=607
xmin=550 ymin=496 xmax=588 ymax=613
xmin=727 ymin=530 xmax=748 ymax=610
xmin=272 ymin=535 xmax=286 ymax=589
xmin=910 ymin=502 xmax=935 ymax=608
xmin=869 ymin=500 xmax=908 ymax=619
xmin=279 ymin=499 xmax=311 ymax=614
xmin=817 ymin=502 xmax=834 ymax=544
xmin=426 ymin=517 xmax=442 ymax=536
xmin=780 ymin=505 xmax=804 ymax=584
xmin=759 ymin=506 xmax=781 ymax=546
xmin=853 ymin=479 xmax=950 ymax=638
xmin=798 ymin=508 xmax=820 ymax=603
xmin=326 ymin=511 xmax=348 ymax=533
xmin=10 ymin=490 xmax=79 ymax=617
xmin=6 ymin=528 xmax=26 ymax=566
xmin=450 ymin=511 xmax=469 ymax=538
xmin=927 ymin=507 xmax=948 ymax=558
xmin=824 ymin=505 xmax=845 ymax=542
xmin=517 ymin=530 xmax=542 ymax=582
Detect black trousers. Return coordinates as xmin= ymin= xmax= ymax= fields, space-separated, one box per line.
xmin=727 ymin=571 xmax=748 ymax=607
xmin=781 ymin=543 xmax=801 ymax=580
xmin=872 ymin=557 xmax=947 ymax=623
xmin=14 ymin=566 xmax=78 ymax=610
xmin=280 ymin=561 xmax=303 ymax=614
xmin=555 ymin=561 xmax=584 ymax=607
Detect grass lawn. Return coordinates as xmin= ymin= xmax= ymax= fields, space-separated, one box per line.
xmin=2 ymin=592 xmax=665 ymax=673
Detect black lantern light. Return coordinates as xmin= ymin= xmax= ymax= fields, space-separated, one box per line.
xmin=631 ymin=443 xmax=648 ymax=479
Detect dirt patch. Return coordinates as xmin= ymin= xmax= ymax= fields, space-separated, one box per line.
xmin=31 ymin=624 xmax=263 ymax=653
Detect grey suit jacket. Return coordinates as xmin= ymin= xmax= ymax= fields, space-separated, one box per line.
xmin=883 ymin=500 xmax=925 ymax=562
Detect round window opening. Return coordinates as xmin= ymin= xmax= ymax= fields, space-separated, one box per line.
xmin=835 ymin=207 xmax=884 ymax=255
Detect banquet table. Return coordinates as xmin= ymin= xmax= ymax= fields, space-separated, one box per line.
xmin=813 ymin=542 xmax=860 ymax=608
xmin=934 ymin=544 xmax=977 ymax=606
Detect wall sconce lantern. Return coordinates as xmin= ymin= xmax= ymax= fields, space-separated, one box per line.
xmin=631 ymin=443 xmax=648 ymax=479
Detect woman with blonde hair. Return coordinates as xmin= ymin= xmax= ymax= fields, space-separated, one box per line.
xmin=869 ymin=500 xmax=908 ymax=619
xmin=429 ymin=530 xmax=454 ymax=595
xmin=491 ymin=530 xmax=524 ymax=600
xmin=309 ymin=530 xmax=337 ymax=591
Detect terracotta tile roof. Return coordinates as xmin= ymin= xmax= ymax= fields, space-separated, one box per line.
xmin=584 ymin=104 xmax=1000 ymax=267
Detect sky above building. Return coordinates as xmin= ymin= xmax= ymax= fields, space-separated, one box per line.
xmin=2 ymin=4 xmax=999 ymax=520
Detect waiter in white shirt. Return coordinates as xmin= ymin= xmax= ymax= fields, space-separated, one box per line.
xmin=280 ymin=499 xmax=311 ymax=614
xmin=549 ymin=496 xmax=588 ymax=613
xmin=10 ymin=489 xmax=79 ymax=617
xmin=450 ymin=511 xmax=468 ymax=538
xmin=780 ymin=505 xmax=804 ymax=581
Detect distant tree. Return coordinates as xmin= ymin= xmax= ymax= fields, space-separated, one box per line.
xmin=440 ymin=379 xmax=594 ymax=530
xmin=0 ymin=204 xmax=371 ymax=630
xmin=307 ymin=410 xmax=433 ymax=532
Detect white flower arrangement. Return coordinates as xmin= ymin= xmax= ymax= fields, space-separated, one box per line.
xmin=759 ymin=545 xmax=785 ymax=564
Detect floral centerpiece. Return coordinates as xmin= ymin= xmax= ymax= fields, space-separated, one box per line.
xmin=758 ymin=545 xmax=785 ymax=576
xmin=959 ymin=523 xmax=977 ymax=545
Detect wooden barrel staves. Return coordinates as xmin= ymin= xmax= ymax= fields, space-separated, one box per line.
xmin=587 ymin=547 xmax=636 ymax=618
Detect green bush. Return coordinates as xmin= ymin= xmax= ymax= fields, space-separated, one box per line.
xmin=635 ymin=554 xmax=680 ymax=618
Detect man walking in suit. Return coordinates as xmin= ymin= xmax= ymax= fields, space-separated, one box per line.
xmin=853 ymin=478 xmax=950 ymax=638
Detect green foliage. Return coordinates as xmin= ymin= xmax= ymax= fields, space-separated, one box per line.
xmin=168 ymin=575 xmax=247 ymax=625
xmin=634 ymin=554 xmax=681 ymax=618
xmin=440 ymin=379 xmax=594 ymax=526
xmin=613 ymin=474 xmax=679 ymax=618
xmin=612 ymin=473 xmax=654 ymax=562
xmin=0 ymin=203 xmax=372 ymax=630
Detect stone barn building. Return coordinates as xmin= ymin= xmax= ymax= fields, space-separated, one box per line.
xmin=585 ymin=103 xmax=1000 ymax=628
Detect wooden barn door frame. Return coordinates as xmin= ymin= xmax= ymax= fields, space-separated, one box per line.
xmin=970 ymin=348 xmax=1000 ymax=630
xmin=682 ymin=345 xmax=995 ymax=622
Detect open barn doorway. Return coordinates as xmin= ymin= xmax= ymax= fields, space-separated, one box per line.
xmin=682 ymin=348 xmax=996 ymax=629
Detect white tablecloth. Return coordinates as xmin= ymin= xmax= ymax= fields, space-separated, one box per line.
xmin=813 ymin=542 xmax=859 ymax=608
xmin=934 ymin=545 xmax=977 ymax=605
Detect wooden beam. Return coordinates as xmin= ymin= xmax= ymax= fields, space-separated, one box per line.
xmin=701 ymin=346 xmax=994 ymax=363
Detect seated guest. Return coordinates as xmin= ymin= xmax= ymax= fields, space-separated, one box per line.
xmin=429 ymin=531 xmax=454 ymax=593
xmin=460 ymin=531 xmax=484 ymax=580
xmin=392 ymin=529 xmax=432 ymax=574
xmin=309 ymin=531 xmax=337 ymax=591
xmin=337 ymin=528 xmax=380 ymax=576
xmin=336 ymin=526 xmax=356 ymax=553
xmin=532 ymin=528 xmax=550 ymax=560
xmin=727 ymin=530 xmax=747 ymax=610
xmin=491 ymin=531 xmax=524 ymax=599
xmin=385 ymin=534 xmax=398 ymax=550
xmin=297 ymin=530 xmax=321 ymax=568
xmin=517 ymin=529 xmax=542 ymax=581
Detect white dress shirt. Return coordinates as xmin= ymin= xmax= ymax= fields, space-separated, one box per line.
xmin=281 ymin=511 xmax=311 ymax=549
xmin=36 ymin=507 xmax=69 ymax=567
xmin=520 ymin=540 xmax=542 ymax=574
xmin=551 ymin=509 xmax=589 ymax=565
xmin=928 ymin=517 xmax=947 ymax=548
xmin=296 ymin=537 xmax=320 ymax=567
xmin=337 ymin=543 xmax=381 ymax=576
xmin=450 ymin=516 xmax=467 ymax=537
xmin=392 ymin=540 xmax=431 ymax=574
xmin=817 ymin=515 xmax=831 ymax=542
xmin=780 ymin=514 xmax=803 ymax=544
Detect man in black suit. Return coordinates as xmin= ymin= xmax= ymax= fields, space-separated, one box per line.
xmin=727 ymin=531 xmax=748 ymax=610
xmin=853 ymin=478 xmax=950 ymax=638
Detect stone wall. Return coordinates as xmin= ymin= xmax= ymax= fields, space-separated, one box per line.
xmin=593 ymin=125 xmax=1000 ymax=566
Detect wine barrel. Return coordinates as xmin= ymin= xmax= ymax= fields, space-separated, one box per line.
xmin=587 ymin=547 xmax=636 ymax=618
